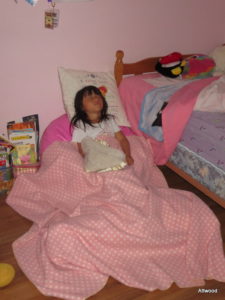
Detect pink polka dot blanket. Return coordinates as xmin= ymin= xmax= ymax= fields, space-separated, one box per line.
xmin=7 ymin=136 xmax=225 ymax=300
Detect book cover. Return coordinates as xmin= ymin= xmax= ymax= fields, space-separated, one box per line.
xmin=0 ymin=153 xmax=10 ymax=169
xmin=7 ymin=114 xmax=39 ymax=134
xmin=0 ymin=135 xmax=14 ymax=150
xmin=0 ymin=136 xmax=13 ymax=169
xmin=11 ymin=144 xmax=37 ymax=165
xmin=8 ymin=131 xmax=36 ymax=147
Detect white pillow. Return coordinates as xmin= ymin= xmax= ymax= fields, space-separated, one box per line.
xmin=58 ymin=67 xmax=130 ymax=127
xmin=209 ymin=45 xmax=225 ymax=75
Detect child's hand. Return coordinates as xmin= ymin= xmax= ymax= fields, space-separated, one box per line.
xmin=126 ymin=155 xmax=134 ymax=165
xmin=80 ymin=152 xmax=85 ymax=158
xmin=77 ymin=142 xmax=85 ymax=157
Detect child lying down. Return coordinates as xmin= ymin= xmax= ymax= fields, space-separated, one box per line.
xmin=6 ymin=87 xmax=225 ymax=300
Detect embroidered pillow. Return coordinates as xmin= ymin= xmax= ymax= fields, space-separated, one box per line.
xmin=58 ymin=67 xmax=130 ymax=127
xmin=81 ymin=137 xmax=127 ymax=173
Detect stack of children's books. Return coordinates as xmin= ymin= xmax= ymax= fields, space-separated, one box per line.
xmin=7 ymin=114 xmax=40 ymax=174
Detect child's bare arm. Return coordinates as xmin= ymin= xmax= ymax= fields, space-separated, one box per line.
xmin=77 ymin=142 xmax=85 ymax=157
xmin=115 ymin=131 xmax=134 ymax=165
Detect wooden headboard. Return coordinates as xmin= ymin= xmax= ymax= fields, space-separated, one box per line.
xmin=114 ymin=50 xmax=192 ymax=86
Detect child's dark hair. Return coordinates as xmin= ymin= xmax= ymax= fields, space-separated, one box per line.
xmin=70 ymin=85 xmax=111 ymax=128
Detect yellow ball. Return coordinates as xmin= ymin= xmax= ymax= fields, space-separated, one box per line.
xmin=0 ymin=263 xmax=15 ymax=288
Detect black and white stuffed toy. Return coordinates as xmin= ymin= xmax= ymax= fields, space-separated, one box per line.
xmin=155 ymin=52 xmax=185 ymax=78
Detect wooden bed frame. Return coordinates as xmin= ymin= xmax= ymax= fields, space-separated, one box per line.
xmin=114 ymin=50 xmax=225 ymax=209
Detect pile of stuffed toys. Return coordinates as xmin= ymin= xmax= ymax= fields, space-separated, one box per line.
xmin=155 ymin=51 xmax=215 ymax=79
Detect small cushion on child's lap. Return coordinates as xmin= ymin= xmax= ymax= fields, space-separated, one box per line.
xmin=81 ymin=137 xmax=127 ymax=173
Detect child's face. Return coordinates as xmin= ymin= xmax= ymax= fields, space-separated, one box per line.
xmin=82 ymin=92 xmax=103 ymax=114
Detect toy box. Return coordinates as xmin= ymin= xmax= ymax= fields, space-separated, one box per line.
xmin=12 ymin=162 xmax=40 ymax=178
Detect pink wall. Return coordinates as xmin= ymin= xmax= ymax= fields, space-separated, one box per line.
xmin=1 ymin=0 xmax=225 ymax=137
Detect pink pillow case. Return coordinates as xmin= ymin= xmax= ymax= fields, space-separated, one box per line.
xmin=40 ymin=114 xmax=134 ymax=155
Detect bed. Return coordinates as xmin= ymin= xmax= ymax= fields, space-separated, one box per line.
xmin=114 ymin=49 xmax=225 ymax=209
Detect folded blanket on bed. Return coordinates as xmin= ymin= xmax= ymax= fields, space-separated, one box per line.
xmin=81 ymin=136 xmax=127 ymax=172
xmin=7 ymin=136 xmax=225 ymax=300
xmin=139 ymin=80 xmax=191 ymax=141
xmin=142 ymin=76 xmax=219 ymax=164
xmin=119 ymin=74 xmax=220 ymax=165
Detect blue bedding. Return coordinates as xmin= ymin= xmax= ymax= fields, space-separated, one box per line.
xmin=138 ymin=81 xmax=192 ymax=141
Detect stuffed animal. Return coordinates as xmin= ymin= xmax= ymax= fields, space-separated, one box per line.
xmin=155 ymin=52 xmax=186 ymax=78
xmin=182 ymin=54 xmax=215 ymax=79
xmin=0 ymin=263 xmax=15 ymax=288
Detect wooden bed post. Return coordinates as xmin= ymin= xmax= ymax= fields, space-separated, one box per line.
xmin=114 ymin=50 xmax=124 ymax=86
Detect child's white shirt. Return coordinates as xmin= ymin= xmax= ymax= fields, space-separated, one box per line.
xmin=72 ymin=117 xmax=120 ymax=143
